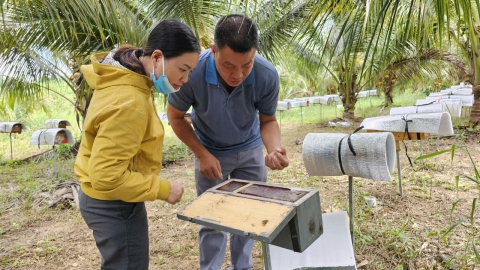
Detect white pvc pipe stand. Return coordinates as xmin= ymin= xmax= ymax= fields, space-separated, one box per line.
xmin=263 ymin=243 xmax=272 ymax=270
xmin=396 ymin=151 xmax=403 ymax=196
xmin=9 ymin=133 xmax=13 ymax=159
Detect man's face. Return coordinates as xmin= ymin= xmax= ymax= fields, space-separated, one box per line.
xmin=211 ymin=44 xmax=256 ymax=88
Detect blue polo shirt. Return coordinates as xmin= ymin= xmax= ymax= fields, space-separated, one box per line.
xmin=168 ymin=49 xmax=279 ymax=157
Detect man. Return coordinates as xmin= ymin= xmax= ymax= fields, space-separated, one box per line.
xmin=167 ymin=14 xmax=289 ymax=270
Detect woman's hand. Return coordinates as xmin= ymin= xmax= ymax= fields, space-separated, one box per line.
xmin=166 ymin=182 xmax=184 ymax=204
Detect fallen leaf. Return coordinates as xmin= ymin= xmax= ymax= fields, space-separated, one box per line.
xmin=356 ymin=260 xmax=368 ymax=268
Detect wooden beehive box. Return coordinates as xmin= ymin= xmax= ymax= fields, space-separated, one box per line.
xmin=177 ymin=179 xmax=323 ymax=252
xmin=30 ymin=128 xmax=75 ymax=146
xmin=45 ymin=119 xmax=72 ymax=129
xmin=0 ymin=122 xmax=27 ymax=134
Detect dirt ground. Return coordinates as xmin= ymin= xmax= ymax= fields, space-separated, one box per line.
xmin=0 ymin=120 xmax=479 ymax=270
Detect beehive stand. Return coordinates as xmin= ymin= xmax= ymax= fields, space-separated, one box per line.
xmin=177 ymin=179 xmax=323 ymax=270
xmin=302 ymin=131 xmax=396 ymax=251
xmin=361 ymin=112 xmax=454 ymax=196
xmin=276 ymin=101 xmax=292 ymax=132
xmin=30 ymin=128 xmax=75 ymax=180
xmin=0 ymin=122 xmax=26 ymax=159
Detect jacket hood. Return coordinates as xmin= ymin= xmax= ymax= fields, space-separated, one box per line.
xmin=80 ymin=52 xmax=153 ymax=93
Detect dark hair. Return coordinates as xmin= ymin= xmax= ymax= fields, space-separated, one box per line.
xmin=114 ymin=19 xmax=200 ymax=75
xmin=214 ymin=14 xmax=259 ymax=53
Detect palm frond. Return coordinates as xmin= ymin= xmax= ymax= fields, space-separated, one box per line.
xmin=139 ymin=0 xmax=228 ymax=48
xmin=1 ymin=0 xmax=151 ymax=113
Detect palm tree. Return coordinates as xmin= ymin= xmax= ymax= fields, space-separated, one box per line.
xmin=440 ymin=0 xmax=480 ymax=124
xmin=269 ymin=0 xmax=470 ymax=120
xmin=276 ymin=56 xmax=312 ymax=100
xmin=379 ymin=0 xmax=480 ymax=122
xmin=1 ymin=0 xmax=312 ymax=117
xmin=3 ymin=0 xmax=478 ymax=122
xmin=1 ymin=0 xmax=151 ymax=122
xmin=374 ymin=47 xmax=466 ymax=107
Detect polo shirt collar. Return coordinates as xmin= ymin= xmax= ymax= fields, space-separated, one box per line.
xmin=205 ymin=53 xmax=255 ymax=86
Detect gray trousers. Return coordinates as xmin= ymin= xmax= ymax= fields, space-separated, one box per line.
xmin=78 ymin=188 xmax=149 ymax=270
xmin=195 ymin=145 xmax=267 ymax=270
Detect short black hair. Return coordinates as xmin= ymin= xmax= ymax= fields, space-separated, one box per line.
xmin=214 ymin=14 xmax=259 ymax=53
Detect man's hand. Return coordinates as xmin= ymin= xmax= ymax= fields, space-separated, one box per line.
xmin=265 ymin=147 xmax=289 ymax=170
xmin=166 ymin=182 xmax=184 ymax=204
xmin=198 ymin=153 xmax=223 ymax=180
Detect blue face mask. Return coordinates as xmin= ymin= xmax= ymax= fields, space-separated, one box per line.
xmin=150 ymin=56 xmax=178 ymax=94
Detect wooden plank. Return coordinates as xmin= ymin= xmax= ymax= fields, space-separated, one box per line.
xmin=216 ymin=181 xmax=249 ymax=192
xmin=178 ymin=192 xmax=295 ymax=242
xmin=366 ymin=129 xmax=429 ymax=141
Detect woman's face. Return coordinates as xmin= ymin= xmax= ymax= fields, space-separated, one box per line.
xmin=153 ymin=52 xmax=199 ymax=90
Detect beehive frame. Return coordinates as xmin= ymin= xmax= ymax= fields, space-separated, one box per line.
xmin=178 ymin=179 xmax=323 ymax=252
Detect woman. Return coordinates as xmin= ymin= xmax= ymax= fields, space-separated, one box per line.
xmin=74 ymin=19 xmax=200 ymax=270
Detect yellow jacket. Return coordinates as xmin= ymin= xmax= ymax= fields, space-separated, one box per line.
xmin=74 ymin=52 xmax=171 ymax=202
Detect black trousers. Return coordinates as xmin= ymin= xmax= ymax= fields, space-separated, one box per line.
xmin=78 ymin=188 xmax=149 ymax=270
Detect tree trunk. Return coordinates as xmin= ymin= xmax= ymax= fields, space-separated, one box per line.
xmin=341 ymin=72 xmax=358 ymax=120
xmin=470 ymin=85 xmax=480 ymax=126
xmin=338 ymin=66 xmax=346 ymax=118
xmin=343 ymin=110 xmax=355 ymax=120
xmin=337 ymin=64 xmax=358 ymax=120
xmin=466 ymin=8 xmax=480 ymax=125
xmin=383 ymin=81 xmax=393 ymax=107
xmin=343 ymin=74 xmax=358 ymax=119
xmin=469 ymin=39 xmax=480 ymax=124
xmin=383 ymin=72 xmax=397 ymax=107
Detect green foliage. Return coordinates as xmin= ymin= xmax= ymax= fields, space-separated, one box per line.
xmin=163 ymin=144 xmax=190 ymax=164
xmin=55 ymin=144 xmax=73 ymax=160
xmin=4 ymin=159 xmax=22 ymax=167
xmin=2 ymin=1 xmax=480 ymax=267
xmin=466 ymin=123 xmax=480 ymax=132
xmin=421 ymin=87 xmax=432 ymax=96
xmin=450 ymin=198 xmax=467 ymax=221
xmin=38 ymin=240 xmax=61 ymax=255
xmin=384 ymin=88 xmax=425 ymax=107
xmin=384 ymin=219 xmax=421 ymax=261
xmin=0 ymin=82 xmax=81 ymax=161
xmin=276 ymin=88 xmax=427 ymax=128
xmin=416 ymin=143 xmax=480 ymax=266
xmin=0 ymin=98 xmax=49 ymax=123
xmin=355 ymin=210 xmax=423 ymax=267
xmin=474 ymin=239 xmax=480 ymax=263
xmin=442 ymin=218 xmax=466 ymax=238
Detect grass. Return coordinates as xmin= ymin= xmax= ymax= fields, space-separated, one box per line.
xmin=277 ymin=88 xmax=426 ymax=128
xmin=1 ymin=87 xmax=480 ymax=269
xmin=0 ymin=86 xmax=438 ymax=164
xmin=0 ymin=82 xmax=185 ymax=163
xmin=1 ymin=139 xmax=478 ymax=269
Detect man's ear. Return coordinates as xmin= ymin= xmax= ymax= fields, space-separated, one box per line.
xmin=210 ymin=44 xmax=217 ymax=58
